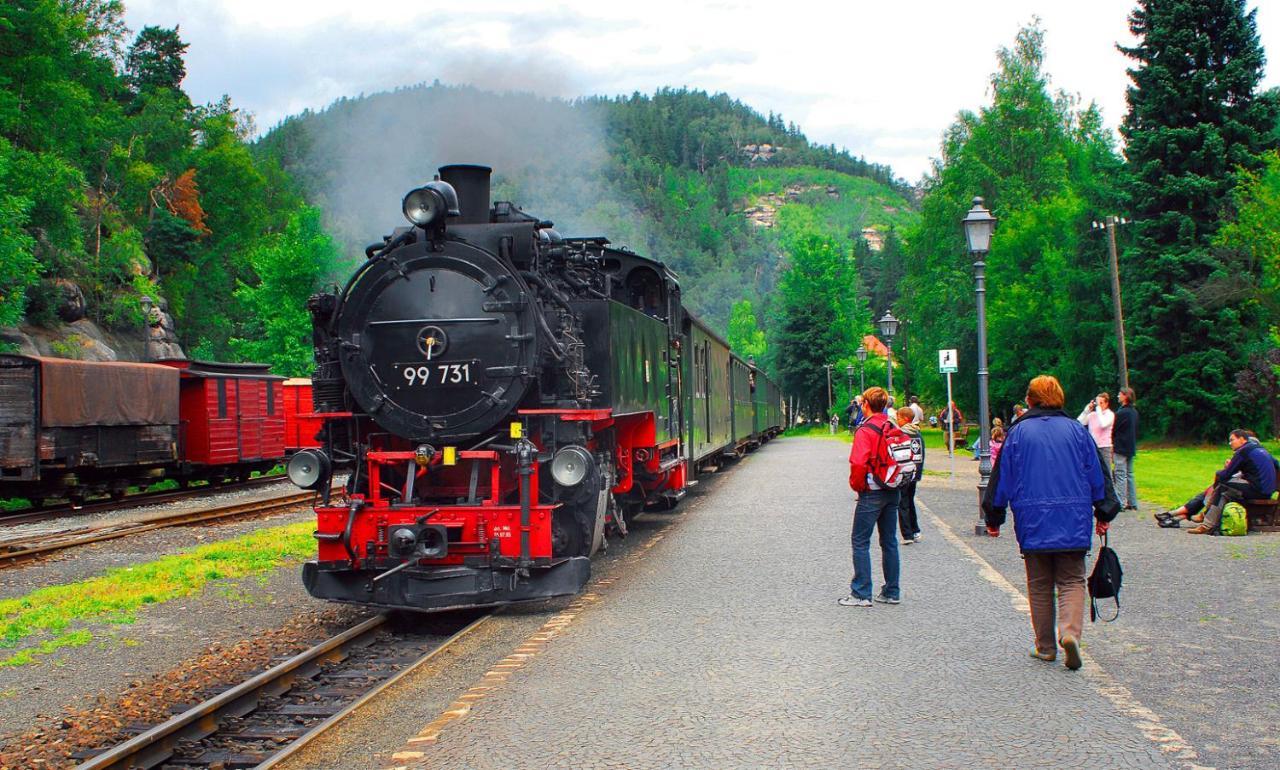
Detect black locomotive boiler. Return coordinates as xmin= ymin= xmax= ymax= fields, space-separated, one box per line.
xmin=293 ymin=164 xmax=783 ymax=612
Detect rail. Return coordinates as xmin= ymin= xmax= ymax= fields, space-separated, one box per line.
xmin=0 ymin=489 xmax=327 ymax=567
xmin=74 ymin=612 xmax=490 ymax=770
xmin=0 ymin=473 xmax=290 ymax=527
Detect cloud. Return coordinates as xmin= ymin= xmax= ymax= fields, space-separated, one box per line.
xmin=125 ymin=0 xmax=1280 ymax=180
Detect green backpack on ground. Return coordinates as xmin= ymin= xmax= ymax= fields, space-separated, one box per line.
xmin=1220 ymin=502 xmax=1248 ymax=537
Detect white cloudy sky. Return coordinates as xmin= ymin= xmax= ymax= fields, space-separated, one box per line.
xmin=123 ymin=0 xmax=1280 ymax=182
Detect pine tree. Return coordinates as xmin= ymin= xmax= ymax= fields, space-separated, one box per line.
xmin=1119 ymin=0 xmax=1278 ymax=438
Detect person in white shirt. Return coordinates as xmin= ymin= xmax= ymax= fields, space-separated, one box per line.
xmin=908 ymin=396 xmax=925 ymax=425
xmin=1077 ymin=391 xmax=1116 ymax=471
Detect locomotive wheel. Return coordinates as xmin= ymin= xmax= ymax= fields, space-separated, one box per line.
xmin=551 ymin=504 xmax=591 ymax=558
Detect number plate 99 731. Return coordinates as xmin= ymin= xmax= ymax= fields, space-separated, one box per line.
xmin=393 ymin=360 xmax=478 ymax=388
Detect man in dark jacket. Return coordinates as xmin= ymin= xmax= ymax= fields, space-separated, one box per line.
xmin=981 ymin=375 xmax=1119 ymax=671
xmin=1112 ymin=387 xmax=1139 ymax=510
xmin=1162 ymin=431 xmax=1278 ymax=534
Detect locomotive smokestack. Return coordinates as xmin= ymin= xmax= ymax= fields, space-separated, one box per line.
xmin=438 ymin=164 xmax=491 ymax=224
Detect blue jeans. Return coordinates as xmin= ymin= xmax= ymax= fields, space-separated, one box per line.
xmin=1114 ymin=453 xmax=1137 ymax=507
xmin=851 ymin=488 xmax=901 ymax=600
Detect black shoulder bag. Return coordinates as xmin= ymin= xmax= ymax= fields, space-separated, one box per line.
xmin=1088 ymin=532 xmax=1123 ymax=622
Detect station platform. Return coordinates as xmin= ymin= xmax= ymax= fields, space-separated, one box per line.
xmin=385 ymin=437 xmax=1192 ymax=769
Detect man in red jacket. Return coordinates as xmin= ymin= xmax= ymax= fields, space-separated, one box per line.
xmin=841 ymin=386 xmax=902 ymax=607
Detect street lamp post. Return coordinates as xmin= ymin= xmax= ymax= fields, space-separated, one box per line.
xmin=845 ymin=364 xmax=855 ymax=400
xmin=962 ymin=197 xmax=997 ymax=536
xmin=855 ymin=344 xmax=867 ymax=392
xmin=824 ymin=364 xmax=833 ymax=417
xmin=140 ymin=295 xmax=153 ymax=362
xmin=877 ymin=311 xmax=899 ymax=398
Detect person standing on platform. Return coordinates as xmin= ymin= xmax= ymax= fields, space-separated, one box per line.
xmin=982 ymin=375 xmax=1117 ymax=670
xmin=909 ymin=396 xmax=925 ymax=425
xmin=1078 ymin=392 xmax=1115 ymax=472
xmin=1113 ymin=387 xmax=1139 ymax=510
xmin=938 ymin=401 xmax=964 ymax=452
xmin=841 ymin=387 xmax=901 ymax=607
xmin=895 ymin=407 xmax=925 ymax=544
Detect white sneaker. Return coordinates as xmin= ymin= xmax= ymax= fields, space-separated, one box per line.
xmin=837 ymin=595 xmax=873 ymax=607
xmin=913 ymin=533 xmax=923 ymax=543
xmin=902 ymin=538 xmax=914 ymax=545
xmin=874 ymin=594 xmax=901 ymax=605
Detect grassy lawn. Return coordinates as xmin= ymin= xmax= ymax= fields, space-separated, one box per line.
xmin=782 ymin=423 xmax=1277 ymax=510
xmin=0 ymin=521 xmax=314 ymax=667
xmin=783 ymin=423 xmax=953 ymax=451
xmin=1137 ymin=439 xmax=1279 ymax=510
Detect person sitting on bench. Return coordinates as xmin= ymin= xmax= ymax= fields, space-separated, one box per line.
xmin=1156 ymin=430 xmax=1278 ymax=534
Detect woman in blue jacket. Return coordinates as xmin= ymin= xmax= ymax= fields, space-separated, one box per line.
xmin=981 ymin=375 xmax=1119 ymax=671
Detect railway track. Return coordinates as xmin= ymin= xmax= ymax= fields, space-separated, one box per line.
xmin=0 ymin=490 xmax=327 ymax=567
xmin=73 ymin=612 xmax=490 ymax=770
xmin=0 ymin=474 xmax=290 ymax=527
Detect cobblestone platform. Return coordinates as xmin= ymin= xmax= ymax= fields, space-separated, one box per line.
xmin=388 ymin=438 xmax=1195 ymax=769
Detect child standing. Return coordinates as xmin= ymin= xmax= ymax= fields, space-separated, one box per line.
xmin=895 ymin=407 xmax=926 ymax=544
xmin=990 ymin=426 xmax=1006 ymax=466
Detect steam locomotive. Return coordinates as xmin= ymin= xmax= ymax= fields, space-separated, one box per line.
xmin=291 ymin=164 xmax=784 ymax=612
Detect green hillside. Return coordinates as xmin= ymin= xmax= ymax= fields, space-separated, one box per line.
xmin=258 ymin=84 xmax=917 ymax=333
xmin=0 ymin=3 xmax=914 ymax=398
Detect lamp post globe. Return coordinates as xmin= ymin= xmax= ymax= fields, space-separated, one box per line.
xmin=877 ymin=311 xmax=898 ymax=396
xmin=855 ymin=344 xmax=867 ymax=392
xmin=962 ymin=196 xmax=997 ymax=535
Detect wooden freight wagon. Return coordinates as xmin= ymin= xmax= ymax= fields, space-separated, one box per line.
xmin=156 ymin=360 xmax=286 ymax=482
xmin=0 ymin=355 xmax=179 ymax=503
xmin=282 ymin=378 xmax=324 ymax=452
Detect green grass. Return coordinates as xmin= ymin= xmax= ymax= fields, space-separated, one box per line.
xmin=783 ymin=423 xmax=953 ymax=451
xmin=0 ymin=521 xmax=314 ymax=666
xmin=782 ymin=424 xmax=1277 ymax=512
xmin=1137 ymin=439 xmax=1279 ymax=510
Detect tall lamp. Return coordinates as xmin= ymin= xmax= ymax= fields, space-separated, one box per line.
xmin=855 ymin=344 xmax=867 ymax=392
xmin=962 ymin=197 xmax=997 ymax=535
xmin=877 ymin=311 xmax=899 ymax=397
xmin=140 ymin=295 xmax=154 ymax=362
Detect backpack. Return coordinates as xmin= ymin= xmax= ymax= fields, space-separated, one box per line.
xmin=858 ymin=420 xmax=919 ymax=488
xmin=1088 ymin=533 xmax=1123 ymax=622
xmin=1220 ymin=502 xmax=1248 ymax=536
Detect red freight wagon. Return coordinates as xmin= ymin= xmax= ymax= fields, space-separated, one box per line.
xmin=282 ymin=378 xmax=324 ymax=452
xmin=157 ymin=360 xmax=285 ymax=480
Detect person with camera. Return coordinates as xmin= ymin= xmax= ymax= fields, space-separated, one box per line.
xmin=1078 ymin=391 xmax=1116 ymax=472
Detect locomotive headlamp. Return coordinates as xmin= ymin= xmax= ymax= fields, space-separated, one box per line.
xmin=402 ymin=180 xmax=460 ymax=228
xmin=550 ymin=445 xmax=593 ymax=487
xmin=287 ymin=449 xmax=331 ymax=490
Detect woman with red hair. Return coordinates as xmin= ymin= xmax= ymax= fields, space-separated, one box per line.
xmin=982 ymin=375 xmax=1119 ymax=670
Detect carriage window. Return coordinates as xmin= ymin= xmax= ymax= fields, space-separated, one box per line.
xmin=266 ymin=381 xmax=275 ymax=415
xmin=216 ymin=379 xmax=227 ymax=418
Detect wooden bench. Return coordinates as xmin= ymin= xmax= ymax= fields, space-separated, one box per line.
xmin=943 ymin=424 xmax=970 ymax=452
xmin=1244 ymin=497 xmax=1279 ymax=532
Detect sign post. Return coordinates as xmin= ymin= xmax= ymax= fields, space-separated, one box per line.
xmin=939 ymin=350 xmax=958 ymax=470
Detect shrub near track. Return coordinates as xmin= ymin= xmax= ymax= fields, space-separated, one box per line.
xmin=0 ymin=521 xmax=315 ymax=666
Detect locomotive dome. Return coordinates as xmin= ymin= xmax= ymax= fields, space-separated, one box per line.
xmin=335 ymin=165 xmax=540 ymax=442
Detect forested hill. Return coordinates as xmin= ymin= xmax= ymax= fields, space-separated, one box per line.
xmin=257 ymin=84 xmax=918 ymax=330
xmin=0 ymin=2 xmax=914 ymax=387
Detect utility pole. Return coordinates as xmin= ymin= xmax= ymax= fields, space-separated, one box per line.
xmin=824 ymin=364 xmax=833 ymax=415
xmin=1094 ymin=216 xmax=1131 ymax=390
